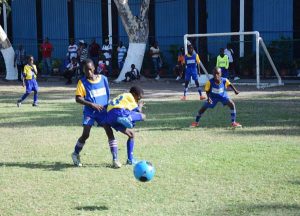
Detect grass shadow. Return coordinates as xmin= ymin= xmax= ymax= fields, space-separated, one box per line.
xmin=0 ymin=162 xmax=74 ymax=171
xmin=75 ymin=205 xmax=109 ymax=211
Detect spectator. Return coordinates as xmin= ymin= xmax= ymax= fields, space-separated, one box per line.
xmin=224 ymin=43 xmax=240 ymax=81
xmin=150 ymin=41 xmax=162 ymax=80
xmin=102 ymin=38 xmax=112 ymax=75
xmin=78 ymin=40 xmax=88 ymax=71
xmin=117 ymin=41 xmax=127 ymax=71
xmin=174 ymin=47 xmax=185 ymax=81
xmin=64 ymin=57 xmax=79 ymax=85
xmin=96 ymin=55 xmax=108 ymax=76
xmin=88 ymin=38 xmax=100 ymax=66
xmin=67 ymin=38 xmax=78 ymax=62
xmin=124 ymin=64 xmax=140 ymax=82
xmin=216 ymin=48 xmax=229 ymax=78
xmin=14 ymin=44 xmax=26 ymax=81
xmin=40 ymin=37 xmax=53 ymax=76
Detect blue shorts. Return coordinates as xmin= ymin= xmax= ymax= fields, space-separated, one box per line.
xmin=82 ymin=110 xmax=107 ymax=127
xmin=185 ymin=69 xmax=198 ymax=81
xmin=220 ymin=68 xmax=228 ymax=78
xmin=106 ymin=108 xmax=143 ymax=131
xmin=25 ymin=79 xmax=38 ymax=93
xmin=204 ymin=97 xmax=230 ymax=109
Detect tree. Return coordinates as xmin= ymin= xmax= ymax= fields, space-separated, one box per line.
xmin=113 ymin=0 xmax=150 ymax=82
xmin=0 ymin=0 xmax=17 ymax=80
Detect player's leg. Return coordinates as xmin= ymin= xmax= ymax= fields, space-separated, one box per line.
xmin=17 ymin=81 xmax=32 ymax=107
xmin=32 ymin=80 xmax=38 ymax=106
xmin=191 ymin=99 xmax=217 ymax=127
xmin=193 ymin=73 xmax=206 ymax=100
xmin=225 ymin=99 xmax=242 ymax=128
xmin=119 ymin=128 xmax=137 ymax=165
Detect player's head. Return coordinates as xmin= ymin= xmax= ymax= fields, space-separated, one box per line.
xmin=130 ymin=86 xmax=144 ymax=102
xmin=82 ymin=59 xmax=95 ymax=79
xmin=219 ymin=48 xmax=224 ymax=56
xmin=131 ymin=64 xmax=135 ymax=69
xmin=187 ymin=44 xmax=194 ymax=55
xmin=27 ymin=55 xmax=34 ymax=64
xmin=213 ymin=67 xmax=222 ymax=82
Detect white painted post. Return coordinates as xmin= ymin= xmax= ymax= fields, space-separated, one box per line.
xmin=108 ymin=0 xmax=113 ymax=45
xmin=3 ymin=3 xmax=7 ymax=34
xmin=239 ymin=0 xmax=244 ymax=57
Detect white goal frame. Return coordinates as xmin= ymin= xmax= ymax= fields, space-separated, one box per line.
xmin=184 ymin=31 xmax=284 ymax=89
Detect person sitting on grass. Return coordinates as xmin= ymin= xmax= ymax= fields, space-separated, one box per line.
xmin=105 ymin=86 xmax=146 ymax=167
xmin=64 ymin=57 xmax=79 ymax=84
xmin=71 ymin=59 xmax=115 ymax=167
xmin=17 ymin=55 xmax=39 ymax=107
xmin=124 ymin=64 xmax=140 ymax=82
xmin=191 ymin=67 xmax=242 ymax=128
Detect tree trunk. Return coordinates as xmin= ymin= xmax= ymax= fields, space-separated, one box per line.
xmin=0 ymin=25 xmax=17 ymax=80
xmin=113 ymin=0 xmax=150 ymax=82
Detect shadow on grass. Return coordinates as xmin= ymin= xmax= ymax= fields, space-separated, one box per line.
xmin=75 ymin=205 xmax=109 ymax=211
xmin=0 ymin=162 xmax=74 ymax=171
xmin=289 ymin=180 xmax=300 ymax=185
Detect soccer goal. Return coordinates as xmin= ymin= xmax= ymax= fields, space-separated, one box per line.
xmin=184 ymin=31 xmax=284 ymax=89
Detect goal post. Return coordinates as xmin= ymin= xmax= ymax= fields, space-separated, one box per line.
xmin=184 ymin=31 xmax=284 ymax=89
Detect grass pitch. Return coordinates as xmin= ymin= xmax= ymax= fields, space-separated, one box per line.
xmin=0 ymin=81 xmax=299 ymax=216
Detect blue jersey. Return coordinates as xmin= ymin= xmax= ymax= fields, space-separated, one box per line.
xmin=76 ymin=75 xmax=110 ymax=114
xmin=205 ymin=77 xmax=231 ymax=99
xmin=184 ymin=53 xmax=199 ymax=73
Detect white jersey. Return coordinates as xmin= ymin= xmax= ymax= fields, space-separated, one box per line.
xmin=68 ymin=44 xmax=78 ymax=60
xmin=224 ymin=48 xmax=234 ymax=63
xmin=102 ymin=44 xmax=112 ymax=59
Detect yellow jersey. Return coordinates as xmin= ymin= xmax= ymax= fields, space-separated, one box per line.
xmin=23 ymin=64 xmax=37 ymax=80
xmin=107 ymin=93 xmax=138 ymax=112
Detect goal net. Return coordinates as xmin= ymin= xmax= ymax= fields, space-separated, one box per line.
xmin=184 ymin=31 xmax=284 ymax=89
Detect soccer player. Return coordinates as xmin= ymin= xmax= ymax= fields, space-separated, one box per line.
xmin=216 ymin=48 xmax=229 ymax=78
xmin=181 ymin=45 xmax=206 ymax=101
xmin=71 ymin=59 xmax=116 ymax=167
xmin=17 ymin=55 xmax=39 ymax=107
xmin=105 ymin=86 xmax=146 ymax=166
xmin=191 ymin=67 xmax=242 ymax=128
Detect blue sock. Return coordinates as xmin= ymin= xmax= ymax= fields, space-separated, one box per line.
xmin=197 ymin=87 xmax=202 ymax=96
xmin=20 ymin=93 xmax=30 ymax=102
xmin=74 ymin=140 xmax=85 ymax=154
xmin=109 ymin=139 xmax=118 ymax=160
xmin=127 ymin=138 xmax=134 ymax=161
xmin=184 ymin=88 xmax=188 ymax=96
xmin=33 ymin=91 xmax=38 ymax=104
xmin=195 ymin=114 xmax=201 ymax=123
xmin=231 ymin=108 xmax=236 ymax=123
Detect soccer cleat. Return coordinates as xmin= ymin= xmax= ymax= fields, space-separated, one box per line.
xmin=232 ymin=122 xmax=242 ymax=128
xmin=117 ymin=117 xmax=133 ymax=128
xmin=190 ymin=122 xmax=199 ymax=127
xmin=175 ymin=76 xmax=181 ymax=81
xmin=126 ymin=158 xmax=138 ymax=165
xmin=32 ymin=103 xmax=38 ymax=107
xmin=17 ymin=100 xmax=21 ymax=107
xmin=112 ymin=159 xmax=122 ymax=168
xmin=72 ymin=152 xmax=82 ymax=167
xmin=180 ymin=96 xmax=187 ymax=101
xmin=155 ymin=75 xmax=160 ymax=80
xmin=200 ymin=95 xmax=206 ymax=100
xmin=234 ymin=76 xmax=240 ymax=81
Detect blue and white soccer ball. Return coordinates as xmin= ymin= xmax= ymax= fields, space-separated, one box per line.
xmin=133 ymin=160 xmax=155 ymax=182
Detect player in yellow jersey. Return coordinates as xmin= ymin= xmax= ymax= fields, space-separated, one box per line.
xmin=105 ymin=86 xmax=146 ymax=166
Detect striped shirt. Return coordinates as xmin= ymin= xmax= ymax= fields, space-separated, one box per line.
xmin=117 ymin=46 xmax=127 ymax=63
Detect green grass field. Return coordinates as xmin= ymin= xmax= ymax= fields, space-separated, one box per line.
xmin=0 ymin=81 xmax=299 ymax=216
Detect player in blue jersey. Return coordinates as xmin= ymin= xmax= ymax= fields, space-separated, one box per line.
xmin=17 ymin=55 xmax=39 ymax=107
xmin=191 ymin=67 xmax=242 ymax=128
xmin=71 ymin=59 xmax=117 ymax=167
xmin=105 ymin=86 xmax=146 ymax=166
xmin=181 ymin=45 xmax=206 ymax=101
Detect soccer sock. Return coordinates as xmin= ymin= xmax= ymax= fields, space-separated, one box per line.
xmin=197 ymin=87 xmax=202 ymax=96
xmin=231 ymin=108 xmax=236 ymax=123
xmin=20 ymin=93 xmax=30 ymax=102
xmin=74 ymin=140 xmax=85 ymax=154
xmin=109 ymin=139 xmax=118 ymax=160
xmin=127 ymin=138 xmax=134 ymax=161
xmin=184 ymin=88 xmax=188 ymax=96
xmin=195 ymin=113 xmax=202 ymax=123
xmin=33 ymin=91 xmax=38 ymax=104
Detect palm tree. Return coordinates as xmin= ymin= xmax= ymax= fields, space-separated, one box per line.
xmin=113 ymin=0 xmax=150 ymax=82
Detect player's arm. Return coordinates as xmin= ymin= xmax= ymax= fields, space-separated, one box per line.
xmin=196 ymin=54 xmax=201 ymax=75
xmin=204 ymin=81 xmax=212 ymax=104
xmin=226 ymin=79 xmax=239 ymax=95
